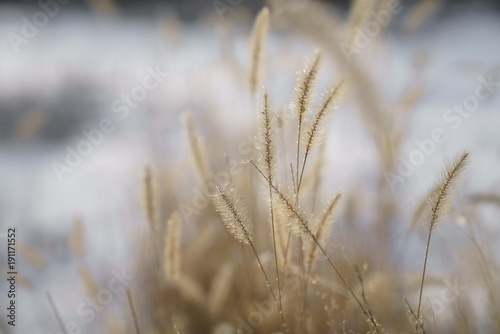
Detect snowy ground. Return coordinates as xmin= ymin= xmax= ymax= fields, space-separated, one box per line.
xmin=0 ymin=3 xmax=500 ymax=333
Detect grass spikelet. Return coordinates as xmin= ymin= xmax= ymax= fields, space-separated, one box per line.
xmin=346 ymin=0 xmax=378 ymax=43
xmin=173 ymin=273 xmax=207 ymax=308
xmin=182 ymin=110 xmax=210 ymax=183
xmin=126 ymin=288 xmax=142 ymax=334
xmin=208 ymin=261 xmax=235 ymax=316
xmin=212 ymin=185 xmax=253 ymax=245
xmin=251 ymin=161 xmax=380 ymax=330
xmin=302 ymin=192 xmax=342 ymax=333
xmin=141 ymin=165 xmax=158 ymax=232
xmin=276 ymin=190 xmax=310 ymax=237
xmin=298 ymin=79 xmax=345 ymax=192
xmin=248 ymin=7 xmax=270 ymax=95
xmin=103 ymin=316 xmax=124 ymax=334
xmin=164 ymin=212 xmax=180 ymax=281
xmin=69 ymin=217 xmax=85 ymax=257
xmin=293 ymin=50 xmax=322 ymax=122
xmin=212 ymin=184 xmax=278 ymax=304
xmin=304 ymin=80 xmax=345 ymax=152
xmin=404 ymin=0 xmax=441 ymax=31
xmin=256 ymin=91 xmax=277 ymax=183
xmin=305 ymin=192 xmax=342 ymax=274
xmin=408 ymin=183 xmax=440 ymax=235
xmin=415 ymin=150 xmax=470 ymax=332
xmin=292 ymin=50 xmax=322 ymax=190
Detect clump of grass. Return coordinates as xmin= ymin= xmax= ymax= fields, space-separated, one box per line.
xmin=51 ymin=4 xmax=500 ymax=334
xmin=211 ymin=184 xmax=278 ymax=306
xmin=414 ymin=151 xmax=470 ymax=333
xmin=248 ymin=7 xmax=270 ymax=96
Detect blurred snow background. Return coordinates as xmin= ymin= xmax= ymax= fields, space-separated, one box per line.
xmin=0 ymin=0 xmax=499 ymax=332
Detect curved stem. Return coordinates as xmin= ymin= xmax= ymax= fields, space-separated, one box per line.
xmin=415 ymin=229 xmax=432 ymax=333
xmin=297 ymin=151 xmax=309 ymax=195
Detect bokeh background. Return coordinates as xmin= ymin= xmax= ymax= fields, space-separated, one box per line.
xmin=1 ymin=0 xmax=500 ymax=333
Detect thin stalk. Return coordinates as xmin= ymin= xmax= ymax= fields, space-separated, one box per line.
xmin=296 ymin=123 xmax=302 ymax=194
xmin=297 ymin=151 xmax=310 ymax=195
xmin=248 ymin=237 xmax=278 ymax=305
xmin=251 ymin=161 xmax=379 ymax=330
xmin=46 ymin=292 xmax=67 ymax=334
xmin=126 ymin=288 xmax=142 ymax=334
xmin=290 ymin=162 xmax=297 ymax=194
xmin=269 ymin=185 xmax=287 ymax=331
xmin=415 ymin=229 xmax=432 ymax=333
xmin=298 ymin=234 xmax=306 ymax=334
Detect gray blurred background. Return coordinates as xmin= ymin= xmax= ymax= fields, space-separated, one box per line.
xmin=1 ymin=0 xmax=500 ymax=333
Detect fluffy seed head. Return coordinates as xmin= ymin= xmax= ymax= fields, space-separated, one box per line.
xmin=304 ymin=79 xmax=345 ymax=153
xmin=212 ymin=185 xmax=254 ymax=244
xmin=274 ymin=187 xmax=310 ymax=236
xmin=291 ymin=50 xmax=322 ymax=123
xmin=424 ymin=151 xmax=470 ymax=230
xmin=249 ymin=7 xmax=270 ymax=95
xmin=256 ymin=91 xmax=278 ymax=183
xmin=164 ymin=211 xmax=180 ymax=280
xmin=141 ymin=165 xmax=158 ymax=231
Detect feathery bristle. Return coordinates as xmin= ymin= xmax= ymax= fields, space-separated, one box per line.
xmin=411 ymin=183 xmax=440 ymax=230
xmin=274 ymin=186 xmax=310 ymax=236
xmin=141 ymin=165 xmax=158 ymax=231
xmin=182 ymin=110 xmax=210 ymax=183
xmin=79 ymin=265 xmax=99 ymax=297
xmin=256 ymin=91 xmax=277 ymax=183
xmin=293 ymin=50 xmax=322 ymax=191
xmin=415 ymin=151 xmax=470 ymax=332
xmin=164 ymin=211 xmax=180 ymax=280
xmin=212 ymin=185 xmax=254 ymax=244
xmin=125 ymin=288 xmax=141 ymax=334
xmin=304 ymin=79 xmax=345 ymax=153
xmin=274 ymin=212 xmax=290 ymax=265
xmin=305 ymin=192 xmax=342 ymax=273
xmin=424 ymin=151 xmax=470 ymax=230
xmin=249 ymin=7 xmax=270 ymax=95
xmin=292 ymin=50 xmax=322 ymax=123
